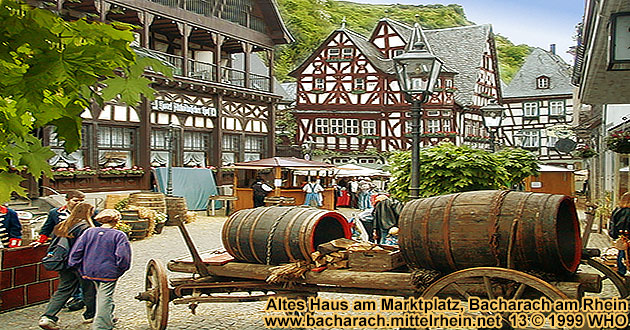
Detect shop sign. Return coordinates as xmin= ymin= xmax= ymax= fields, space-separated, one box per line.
xmin=152 ymin=100 xmax=217 ymax=117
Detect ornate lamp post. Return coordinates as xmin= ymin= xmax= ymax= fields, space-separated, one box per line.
xmin=393 ymin=22 xmax=443 ymax=200
xmin=166 ymin=123 xmax=181 ymax=196
xmin=480 ymin=100 xmax=505 ymax=152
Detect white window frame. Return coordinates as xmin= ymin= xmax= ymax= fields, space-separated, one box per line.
xmin=362 ymin=120 xmax=376 ymax=135
xmin=314 ymin=78 xmax=324 ymax=90
xmin=519 ymin=129 xmax=540 ymax=148
xmin=315 ymin=118 xmax=329 ymax=134
xmin=442 ymin=119 xmax=451 ymax=132
xmin=426 ymin=110 xmax=440 ymax=116
xmin=345 ymin=119 xmax=359 ymax=135
xmin=330 ymin=118 xmax=344 ymax=134
xmin=327 ymin=48 xmax=340 ymax=58
xmin=547 ymin=136 xmax=558 ymax=148
xmin=536 ymin=76 xmax=549 ymax=89
xmin=427 ymin=119 xmax=440 ymax=133
xmin=549 ymin=101 xmax=565 ymax=116
xmin=523 ymin=102 xmax=538 ymax=117
xmin=354 ymin=77 xmax=365 ymax=90
xmin=342 ymin=48 xmax=353 ymax=58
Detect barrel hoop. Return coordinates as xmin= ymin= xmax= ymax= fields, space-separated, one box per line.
xmin=534 ymin=194 xmax=555 ymax=267
xmin=442 ymin=193 xmax=460 ymax=270
xmin=298 ymin=210 xmax=323 ymax=261
xmin=230 ymin=208 xmax=259 ymax=261
xmin=283 ymin=208 xmax=312 ymax=262
xmin=418 ymin=197 xmax=441 ymax=269
xmin=488 ymin=190 xmax=511 ymax=267
xmin=248 ymin=207 xmax=276 ymax=264
xmin=507 ymin=192 xmax=532 ymax=269
xmin=265 ymin=207 xmax=295 ymax=265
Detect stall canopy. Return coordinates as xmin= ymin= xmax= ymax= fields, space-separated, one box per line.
xmin=153 ymin=167 xmax=218 ymax=210
xmin=334 ymin=164 xmax=390 ymax=177
xmin=231 ymin=157 xmax=335 ymax=170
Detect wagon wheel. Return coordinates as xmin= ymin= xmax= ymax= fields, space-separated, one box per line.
xmin=145 ymin=259 xmax=169 ymax=330
xmin=584 ymin=258 xmax=629 ymax=298
xmin=421 ymin=267 xmax=568 ymax=330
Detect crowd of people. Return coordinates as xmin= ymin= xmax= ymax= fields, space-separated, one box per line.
xmin=27 ymin=190 xmax=132 ymax=330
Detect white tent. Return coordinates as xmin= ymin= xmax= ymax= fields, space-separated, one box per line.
xmin=333 ymin=164 xmax=390 ymax=177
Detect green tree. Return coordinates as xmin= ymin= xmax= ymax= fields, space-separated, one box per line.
xmin=495 ymin=34 xmax=532 ymax=83
xmin=495 ymin=147 xmax=539 ymax=187
xmin=388 ymin=143 xmax=509 ymax=201
xmin=0 ymin=0 xmax=171 ymax=202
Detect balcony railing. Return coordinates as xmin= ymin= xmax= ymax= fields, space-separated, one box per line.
xmin=188 ymin=59 xmax=217 ymax=82
xmin=250 ymin=73 xmax=270 ymax=92
xmin=221 ymin=67 xmax=245 ymax=87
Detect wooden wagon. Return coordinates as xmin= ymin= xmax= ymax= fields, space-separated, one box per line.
xmin=135 ymin=191 xmax=629 ymax=330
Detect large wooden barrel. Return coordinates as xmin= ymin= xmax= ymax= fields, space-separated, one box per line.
xmin=121 ymin=210 xmax=150 ymax=240
xmin=399 ymin=190 xmax=581 ymax=275
xmin=222 ymin=206 xmax=352 ymax=265
xmin=165 ymin=196 xmax=187 ymax=226
xmin=128 ymin=192 xmax=166 ymax=214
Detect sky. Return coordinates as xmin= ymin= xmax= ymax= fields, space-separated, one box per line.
xmin=350 ymin=0 xmax=584 ymax=64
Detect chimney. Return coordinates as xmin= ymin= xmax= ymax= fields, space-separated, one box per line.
xmin=550 ymin=44 xmax=556 ymax=55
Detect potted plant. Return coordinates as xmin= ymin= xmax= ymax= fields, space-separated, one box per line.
xmin=573 ymin=145 xmax=597 ymax=159
xmin=74 ymin=167 xmax=97 ymax=178
xmin=153 ymin=211 xmax=167 ymax=234
xmin=115 ymin=221 xmax=132 ymax=238
xmin=52 ymin=168 xmax=75 ymax=179
xmin=606 ymin=130 xmax=630 ymax=153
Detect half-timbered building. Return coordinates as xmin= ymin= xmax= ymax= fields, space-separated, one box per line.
xmin=290 ymin=18 xmax=502 ymax=164
xmin=501 ymin=47 xmax=580 ymax=167
xmin=37 ymin=0 xmax=292 ymax=193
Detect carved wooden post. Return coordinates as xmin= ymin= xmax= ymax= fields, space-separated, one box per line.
xmin=177 ymin=23 xmax=192 ymax=77
xmin=243 ymin=42 xmax=251 ymax=89
xmin=213 ymin=34 xmax=224 ymax=83
xmin=140 ymin=12 xmax=155 ymax=48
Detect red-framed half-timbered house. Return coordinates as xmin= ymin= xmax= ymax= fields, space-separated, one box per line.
xmin=290 ymin=18 xmax=502 ymax=165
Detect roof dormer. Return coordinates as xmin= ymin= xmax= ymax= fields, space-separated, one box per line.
xmin=536 ymin=75 xmax=550 ymax=89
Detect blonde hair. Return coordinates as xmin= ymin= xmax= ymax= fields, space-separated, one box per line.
xmin=95 ymin=209 xmax=122 ymax=224
xmin=620 ymin=193 xmax=630 ymax=208
xmin=53 ymin=202 xmax=94 ymax=238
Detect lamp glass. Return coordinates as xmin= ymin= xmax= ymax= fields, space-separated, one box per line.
xmin=393 ymin=50 xmax=443 ymax=95
xmin=481 ymin=101 xmax=504 ymax=129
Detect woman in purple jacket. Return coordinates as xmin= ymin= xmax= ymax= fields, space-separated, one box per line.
xmin=69 ymin=209 xmax=131 ymax=330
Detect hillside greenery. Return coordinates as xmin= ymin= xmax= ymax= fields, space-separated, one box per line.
xmin=274 ymin=0 xmax=530 ymax=83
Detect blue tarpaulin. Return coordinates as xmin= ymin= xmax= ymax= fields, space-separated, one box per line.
xmin=153 ymin=167 xmax=218 ymax=210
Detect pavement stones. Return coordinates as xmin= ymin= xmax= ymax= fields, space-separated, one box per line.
xmin=0 ymin=207 xmax=621 ymax=329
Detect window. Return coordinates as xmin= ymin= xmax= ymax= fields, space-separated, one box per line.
xmin=48 ymin=126 xmax=88 ymax=169
xmin=345 ymin=119 xmax=359 ymax=135
xmin=183 ymin=131 xmax=208 ymax=167
xmin=314 ymin=78 xmax=324 ymax=90
xmin=523 ymin=102 xmax=538 ymax=117
xmin=354 ymin=78 xmax=365 ymax=90
xmin=330 ymin=119 xmax=344 ymax=134
xmin=392 ymin=49 xmax=404 ymax=58
xmin=244 ymin=136 xmax=265 ymax=161
xmin=98 ymin=126 xmax=135 ymax=168
xmin=427 ymin=119 xmax=440 ymax=133
xmin=150 ymin=129 xmax=169 ymax=167
xmin=536 ymin=76 xmax=549 ymax=89
xmin=222 ymin=134 xmax=240 ymax=165
xmin=426 ymin=110 xmax=440 ymax=116
xmin=315 ymin=118 xmax=329 ymax=134
xmin=547 ymin=136 xmax=558 ymax=148
xmin=358 ymin=158 xmax=376 ymax=164
xmin=442 ymin=119 xmax=451 ymax=132
xmin=518 ymin=129 xmax=540 ymax=148
xmin=549 ymin=101 xmax=565 ymax=116
xmin=342 ymin=48 xmax=353 ymax=58
xmin=445 ymin=79 xmax=453 ymax=88
xmin=362 ymin=120 xmax=376 ymax=135
xmin=327 ymin=48 xmax=340 ymax=58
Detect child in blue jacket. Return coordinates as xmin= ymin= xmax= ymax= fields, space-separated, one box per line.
xmin=69 ymin=209 xmax=130 ymax=330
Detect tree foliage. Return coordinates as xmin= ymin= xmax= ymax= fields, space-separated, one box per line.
xmin=0 ymin=0 xmax=171 ymax=202
xmin=494 ymin=34 xmax=532 ymax=83
xmin=495 ymin=147 xmax=539 ymax=187
xmin=388 ymin=143 xmax=541 ymax=201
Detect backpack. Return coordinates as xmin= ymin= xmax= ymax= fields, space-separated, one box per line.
xmin=42 ymin=235 xmax=71 ymax=271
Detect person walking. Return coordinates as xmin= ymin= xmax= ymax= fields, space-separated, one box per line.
xmin=348 ymin=177 xmax=359 ymax=209
xmin=38 ymin=202 xmax=96 ymax=330
xmin=32 ymin=190 xmax=86 ymax=246
xmin=69 ymin=209 xmax=131 ymax=330
xmin=610 ymin=192 xmax=630 ymax=276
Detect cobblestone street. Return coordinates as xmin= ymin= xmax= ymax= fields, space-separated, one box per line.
xmin=0 ymin=207 xmax=621 ymax=330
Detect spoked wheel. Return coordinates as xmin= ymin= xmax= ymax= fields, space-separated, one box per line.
xmin=145 ymin=259 xmax=169 ymax=330
xmin=421 ymin=267 xmax=568 ymax=330
xmin=583 ymin=258 xmax=629 ymax=298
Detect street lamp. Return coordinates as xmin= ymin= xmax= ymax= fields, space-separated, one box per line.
xmin=393 ymin=22 xmax=443 ymax=200
xmin=166 ymin=123 xmax=181 ymax=196
xmin=480 ymin=100 xmax=505 ymax=152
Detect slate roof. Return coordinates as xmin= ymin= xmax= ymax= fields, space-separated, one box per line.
xmin=503 ymin=47 xmax=573 ymax=98
xmin=280 ymin=82 xmax=297 ymax=102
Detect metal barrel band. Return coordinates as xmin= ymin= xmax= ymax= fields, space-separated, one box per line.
xmin=265 ymin=207 xmax=295 ymax=265
xmin=507 ymin=193 xmax=531 ymax=269
xmin=488 ymin=190 xmax=511 ymax=267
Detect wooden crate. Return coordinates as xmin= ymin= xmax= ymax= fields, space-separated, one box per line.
xmin=348 ymin=248 xmax=405 ymax=272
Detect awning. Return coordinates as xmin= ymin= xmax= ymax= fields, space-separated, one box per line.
xmin=228 ymin=157 xmax=334 ymax=170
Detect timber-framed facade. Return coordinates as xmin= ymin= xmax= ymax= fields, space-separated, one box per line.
xmin=290 ymin=19 xmax=502 ymax=165
xmin=35 ymin=0 xmax=292 ymax=193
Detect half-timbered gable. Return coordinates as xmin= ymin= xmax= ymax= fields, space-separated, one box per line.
xmin=502 ymin=47 xmax=578 ymax=166
xmin=291 ymin=20 xmax=501 ymax=164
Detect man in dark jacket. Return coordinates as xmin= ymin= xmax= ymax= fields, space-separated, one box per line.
xmin=32 ymin=190 xmax=85 ymax=246
xmin=251 ymin=178 xmax=272 ymax=208
xmin=372 ymin=195 xmax=403 ymax=244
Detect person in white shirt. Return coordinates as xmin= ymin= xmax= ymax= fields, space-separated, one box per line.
xmin=302 ymin=179 xmax=324 ymax=207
